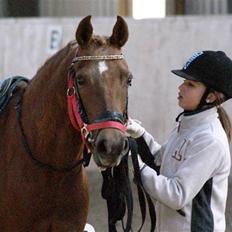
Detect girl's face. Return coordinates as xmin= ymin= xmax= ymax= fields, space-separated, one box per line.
xmin=178 ymin=79 xmax=206 ymax=111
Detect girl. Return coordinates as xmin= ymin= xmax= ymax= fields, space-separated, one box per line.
xmin=127 ymin=51 xmax=232 ymax=232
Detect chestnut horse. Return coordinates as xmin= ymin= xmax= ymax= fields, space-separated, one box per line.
xmin=0 ymin=16 xmax=131 ymax=231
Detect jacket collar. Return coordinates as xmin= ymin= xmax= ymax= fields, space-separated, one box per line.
xmin=177 ymin=107 xmax=218 ymax=132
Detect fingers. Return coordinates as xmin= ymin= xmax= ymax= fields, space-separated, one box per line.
xmin=127 ymin=117 xmax=141 ymax=126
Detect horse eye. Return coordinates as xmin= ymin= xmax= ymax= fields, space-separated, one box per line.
xmin=76 ymin=74 xmax=85 ymax=86
xmin=127 ymin=74 xmax=133 ymax=86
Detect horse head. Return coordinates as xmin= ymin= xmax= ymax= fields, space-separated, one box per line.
xmin=71 ymin=16 xmax=132 ymax=168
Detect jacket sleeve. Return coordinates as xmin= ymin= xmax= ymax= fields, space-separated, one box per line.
xmin=136 ymin=131 xmax=162 ymax=171
xmin=140 ymin=135 xmax=226 ymax=210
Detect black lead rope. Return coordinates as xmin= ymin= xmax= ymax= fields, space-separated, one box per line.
xmin=129 ymin=138 xmax=156 ymax=232
xmin=101 ymin=138 xmax=156 ymax=232
xmin=101 ymin=154 xmax=133 ymax=232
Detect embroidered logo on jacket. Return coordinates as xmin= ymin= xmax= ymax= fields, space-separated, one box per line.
xmin=172 ymin=139 xmax=187 ymax=161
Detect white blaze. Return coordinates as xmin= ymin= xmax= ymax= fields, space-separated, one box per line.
xmin=98 ymin=61 xmax=108 ymax=75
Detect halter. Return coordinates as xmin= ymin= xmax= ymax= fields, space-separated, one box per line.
xmin=67 ymin=54 xmax=127 ymax=149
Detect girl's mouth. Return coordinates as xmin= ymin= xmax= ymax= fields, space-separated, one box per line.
xmin=178 ymin=93 xmax=183 ymax=99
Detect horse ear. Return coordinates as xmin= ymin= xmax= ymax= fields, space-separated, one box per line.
xmin=76 ymin=15 xmax=93 ymax=47
xmin=109 ymin=16 xmax=129 ymax=48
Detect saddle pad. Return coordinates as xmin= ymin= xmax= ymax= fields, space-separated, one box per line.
xmin=0 ymin=76 xmax=29 ymax=114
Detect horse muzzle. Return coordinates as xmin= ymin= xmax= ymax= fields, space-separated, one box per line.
xmin=92 ymin=129 xmax=129 ymax=168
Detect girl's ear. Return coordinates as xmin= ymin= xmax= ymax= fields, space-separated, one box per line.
xmin=206 ymin=92 xmax=217 ymax=103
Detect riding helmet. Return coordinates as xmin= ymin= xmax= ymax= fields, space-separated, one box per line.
xmin=172 ymin=50 xmax=232 ymax=99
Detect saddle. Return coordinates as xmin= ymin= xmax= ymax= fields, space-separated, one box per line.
xmin=0 ymin=76 xmax=29 ymax=114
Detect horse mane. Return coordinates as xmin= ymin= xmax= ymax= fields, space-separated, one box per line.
xmin=32 ymin=41 xmax=77 ymax=83
xmin=21 ymin=41 xmax=82 ymax=161
xmin=91 ymin=35 xmax=108 ymax=47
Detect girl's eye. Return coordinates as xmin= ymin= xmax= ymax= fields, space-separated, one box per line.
xmin=184 ymin=81 xmax=194 ymax=87
xmin=187 ymin=82 xmax=194 ymax=87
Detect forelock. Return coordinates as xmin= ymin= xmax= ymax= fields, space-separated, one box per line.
xmin=92 ymin=35 xmax=108 ymax=47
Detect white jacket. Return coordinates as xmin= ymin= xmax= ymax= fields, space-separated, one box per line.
xmin=139 ymin=107 xmax=231 ymax=232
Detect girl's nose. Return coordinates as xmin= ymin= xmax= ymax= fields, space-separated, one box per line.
xmin=178 ymin=83 xmax=184 ymax=91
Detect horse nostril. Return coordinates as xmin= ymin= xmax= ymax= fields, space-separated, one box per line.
xmin=97 ymin=139 xmax=110 ymax=155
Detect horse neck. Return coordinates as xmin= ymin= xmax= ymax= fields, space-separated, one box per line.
xmin=21 ymin=46 xmax=84 ymax=166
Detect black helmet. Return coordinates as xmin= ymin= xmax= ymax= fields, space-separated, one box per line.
xmin=172 ymin=51 xmax=232 ymax=99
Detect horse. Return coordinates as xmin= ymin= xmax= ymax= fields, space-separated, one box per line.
xmin=0 ymin=15 xmax=131 ymax=231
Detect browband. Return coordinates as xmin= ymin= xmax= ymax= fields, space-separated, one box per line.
xmin=72 ymin=54 xmax=124 ymax=63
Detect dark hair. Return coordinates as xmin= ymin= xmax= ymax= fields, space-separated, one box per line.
xmin=214 ymin=92 xmax=232 ymax=143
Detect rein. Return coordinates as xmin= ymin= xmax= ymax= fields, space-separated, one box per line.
xmin=67 ymin=54 xmax=127 ymax=149
xmin=15 ymin=92 xmax=85 ymax=172
xmin=101 ymin=138 xmax=156 ymax=232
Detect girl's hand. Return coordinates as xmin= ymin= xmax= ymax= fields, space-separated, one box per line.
xmin=126 ymin=118 xmax=145 ymax=138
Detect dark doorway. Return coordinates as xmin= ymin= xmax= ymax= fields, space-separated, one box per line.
xmin=5 ymin=0 xmax=39 ymax=17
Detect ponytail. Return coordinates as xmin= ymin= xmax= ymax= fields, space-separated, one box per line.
xmin=217 ymin=106 xmax=232 ymax=143
xmin=214 ymin=92 xmax=232 ymax=143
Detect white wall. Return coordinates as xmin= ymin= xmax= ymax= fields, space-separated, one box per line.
xmin=1 ymin=15 xmax=232 ymax=143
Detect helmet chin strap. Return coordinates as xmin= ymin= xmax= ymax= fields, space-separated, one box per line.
xmin=176 ymin=87 xmax=214 ymax=122
xmin=184 ymin=87 xmax=215 ymax=116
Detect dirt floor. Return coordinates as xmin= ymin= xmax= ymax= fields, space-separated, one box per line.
xmin=86 ymin=167 xmax=232 ymax=232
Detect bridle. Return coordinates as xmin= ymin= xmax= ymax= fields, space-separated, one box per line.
xmin=67 ymin=53 xmax=128 ymax=150
xmin=16 ymin=53 xmax=128 ymax=172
